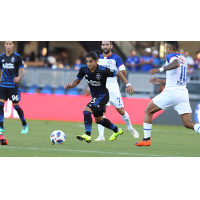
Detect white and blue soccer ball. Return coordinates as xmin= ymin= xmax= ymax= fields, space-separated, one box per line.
xmin=50 ymin=130 xmax=66 ymax=145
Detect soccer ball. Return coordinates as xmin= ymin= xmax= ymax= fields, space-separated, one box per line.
xmin=50 ymin=130 xmax=66 ymax=145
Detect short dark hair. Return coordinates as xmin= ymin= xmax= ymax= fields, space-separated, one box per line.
xmin=166 ymin=41 xmax=179 ymax=51
xmin=86 ymin=51 xmax=100 ymax=61
xmin=102 ymin=41 xmax=112 ymax=45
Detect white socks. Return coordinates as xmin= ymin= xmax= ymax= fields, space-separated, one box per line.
xmin=98 ymin=116 xmax=105 ymax=138
xmin=143 ymin=122 xmax=152 ymax=139
xmin=194 ymin=124 xmax=200 ymax=133
xmin=121 ymin=111 xmax=133 ymax=130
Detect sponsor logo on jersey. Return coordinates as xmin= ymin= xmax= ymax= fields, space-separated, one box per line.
xmin=96 ymin=73 xmax=101 ymax=80
xmin=2 ymin=63 xmax=14 ymax=69
xmin=11 ymin=57 xmax=15 ymax=63
xmin=87 ymin=80 xmax=101 ymax=86
xmin=107 ymin=60 xmax=112 ymax=64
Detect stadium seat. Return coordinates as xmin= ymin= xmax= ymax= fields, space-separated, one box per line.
xmin=27 ymin=84 xmax=39 ymax=93
xmin=40 ymin=85 xmax=52 ymax=94
xmin=67 ymin=87 xmax=79 ymax=95
xmin=54 ymin=86 xmax=66 ymax=95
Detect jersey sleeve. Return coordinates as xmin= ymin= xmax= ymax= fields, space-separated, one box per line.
xmin=105 ymin=67 xmax=117 ymax=77
xmin=18 ymin=56 xmax=24 ymax=69
xmin=76 ymin=67 xmax=85 ymax=80
xmin=116 ymin=56 xmax=126 ymax=71
xmin=166 ymin=54 xmax=179 ymax=64
xmin=0 ymin=59 xmax=2 ymax=69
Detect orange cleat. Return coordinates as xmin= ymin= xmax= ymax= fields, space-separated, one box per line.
xmin=0 ymin=134 xmax=8 ymax=145
xmin=135 ymin=138 xmax=151 ymax=147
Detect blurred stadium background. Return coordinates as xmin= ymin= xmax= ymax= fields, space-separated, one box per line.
xmin=1 ymin=41 xmax=200 ymax=126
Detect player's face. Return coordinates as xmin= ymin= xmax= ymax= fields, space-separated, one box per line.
xmin=4 ymin=41 xmax=14 ymax=52
xmin=101 ymin=41 xmax=113 ymax=54
xmin=86 ymin=57 xmax=98 ymax=71
xmin=165 ymin=44 xmax=171 ymax=55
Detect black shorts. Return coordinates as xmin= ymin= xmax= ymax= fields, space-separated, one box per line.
xmin=0 ymin=86 xmax=21 ymax=103
xmin=87 ymin=93 xmax=109 ymax=117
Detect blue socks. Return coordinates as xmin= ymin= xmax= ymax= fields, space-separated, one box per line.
xmin=83 ymin=111 xmax=92 ymax=136
xmin=0 ymin=102 xmax=4 ymax=129
xmin=97 ymin=118 xmax=118 ymax=133
xmin=14 ymin=105 xmax=27 ymax=126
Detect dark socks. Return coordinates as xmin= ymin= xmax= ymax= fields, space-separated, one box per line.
xmin=83 ymin=111 xmax=92 ymax=136
xmin=14 ymin=106 xmax=27 ymax=126
xmin=97 ymin=118 xmax=118 ymax=133
xmin=0 ymin=102 xmax=4 ymax=128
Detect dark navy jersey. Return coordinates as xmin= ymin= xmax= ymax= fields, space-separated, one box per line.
xmin=0 ymin=52 xmax=24 ymax=88
xmin=76 ymin=64 xmax=117 ymax=97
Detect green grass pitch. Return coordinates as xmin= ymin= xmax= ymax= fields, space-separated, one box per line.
xmin=0 ymin=118 xmax=200 ymax=157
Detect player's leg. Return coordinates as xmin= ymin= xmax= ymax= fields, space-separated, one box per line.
xmin=76 ymin=106 xmax=93 ymax=143
xmin=135 ymin=100 xmax=161 ymax=147
xmin=180 ymin=113 xmax=200 ymax=132
xmin=9 ymin=87 xmax=28 ymax=133
xmin=0 ymin=99 xmax=5 ymax=132
xmin=94 ymin=111 xmax=123 ymax=141
xmin=0 ymin=87 xmax=7 ymax=132
xmin=115 ymin=107 xmax=139 ymax=138
xmin=96 ymin=106 xmax=107 ymax=141
xmin=13 ymin=102 xmax=28 ymax=134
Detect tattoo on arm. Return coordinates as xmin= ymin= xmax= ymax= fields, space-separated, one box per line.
xmin=164 ymin=59 xmax=180 ymax=71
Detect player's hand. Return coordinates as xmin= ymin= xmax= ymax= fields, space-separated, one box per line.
xmin=148 ymin=68 xmax=160 ymax=75
xmin=125 ymin=85 xmax=134 ymax=96
xmin=150 ymin=78 xmax=162 ymax=85
xmin=64 ymin=83 xmax=72 ymax=89
xmin=13 ymin=77 xmax=20 ymax=83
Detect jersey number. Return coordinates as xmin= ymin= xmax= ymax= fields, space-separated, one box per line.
xmin=12 ymin=95 xmax=19 ymax=101
xmin=180 ymin=65 xmax=187 ymax=82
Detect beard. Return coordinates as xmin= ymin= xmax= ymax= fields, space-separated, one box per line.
xmin=103 ymin=48 xmax=111 ymax=54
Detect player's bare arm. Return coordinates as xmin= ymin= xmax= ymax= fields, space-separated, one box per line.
xmin=116 ymin=71 xmax=134 ymax=96
xmin=150 ymin=78 xmax=166 ymax=85
xmin=13 ymin=68 xmax=25 ymax=83
xmin=148 ymin=59 xmax=180 ymax=75
xmin=120 ymin=70 xmax=127 ymax=77
xmin=64 ymin=79 xmax=81 ymax=89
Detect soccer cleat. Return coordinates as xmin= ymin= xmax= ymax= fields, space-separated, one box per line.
xmin=0 ymin=133 xmax=8 ymax=145
xmin=109 ymin=128 xmax=123 ymax=141
xmin=21 ymin=124 xmax=28 ymax=134
xmin=76 ymin=134 xmax=91 ymax=143
xmin=129 ymin=128 xmax=139 ymax=138
xmin=0 ymin=127 xmax=5 ymax=133
xmin=94 ymin=136 xmax=105 ymax=141
xmin=135 ymin=138 xmax=151 ymax=147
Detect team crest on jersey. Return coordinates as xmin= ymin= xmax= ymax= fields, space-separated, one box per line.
xmin=11 ymin=57 xmax=15 ymax=62
xmin=96 ymin=73 xmax=101 ymax=80
xmin=107 ymin=60 xmax=112 ymax=64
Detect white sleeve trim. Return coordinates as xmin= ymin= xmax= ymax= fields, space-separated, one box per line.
xmin=118 ymin=64 xmax=126 ymax=71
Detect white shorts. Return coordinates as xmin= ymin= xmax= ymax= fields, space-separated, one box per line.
xmin=153 ymin=88 xmax=192 ymax=115
xmin=107 ymin=90 xmax=124 ymax=108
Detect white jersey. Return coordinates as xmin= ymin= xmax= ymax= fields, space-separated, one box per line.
xmin=98 ymin=53 xmax=126 ymax=92
xmin=165 ymin=53 xmax=187 ymax=89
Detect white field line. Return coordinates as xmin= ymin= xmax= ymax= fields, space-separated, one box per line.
xmin=0 ymin=146 xmax=163 ymax=157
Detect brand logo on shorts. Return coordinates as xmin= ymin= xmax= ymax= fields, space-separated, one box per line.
xmin=194 ymin=102 xmax=200 ymax=123
xmin=107 ymin=60 xmax=112 ymax=64
xmin=96 ymin=73 xmax=101 ymax=80
xmin=11 ymin=57 xmax=15 ymax=62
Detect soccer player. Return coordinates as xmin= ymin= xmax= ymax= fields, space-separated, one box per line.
xmin=95 ymin=41 xmax=139 ymax=141
xmin=64 ymin=51 xmax=134 ymax=143
xmin=135 ymin=41 xmax=200 ymax=147
xmin=0 ymin=41 xmax=28 ymax=145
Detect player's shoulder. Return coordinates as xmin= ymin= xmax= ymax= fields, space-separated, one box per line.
xmin=0 ymin=52 xmax=5 ymax=58
xmin=99 ymin=53 xmax=104 ymax=59
xmin=13 ymin=52 xmax=21 ymax=58
xmin=166 ymin=53 xmax=180 ymax=62
xmin=97 ymin=64 xmax=106 ymax=71
xmin=110 ymin=53 xmax=121 ymax=59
